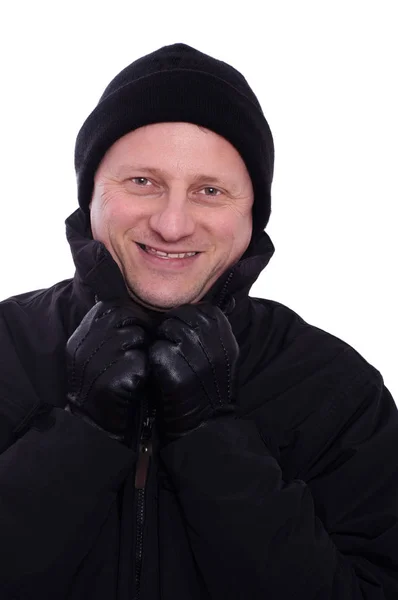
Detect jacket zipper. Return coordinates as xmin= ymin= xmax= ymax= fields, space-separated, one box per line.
xmin=116 ymin=271 xmax=232 ymax=599
xmin=134 ymin=402 xmax=155 ymax=600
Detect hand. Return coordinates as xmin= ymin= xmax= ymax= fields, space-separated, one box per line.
xmin=66 ymin=300 xmax=151 ymax=444
xmin=149 ymin=303 xmax=239 ymax=445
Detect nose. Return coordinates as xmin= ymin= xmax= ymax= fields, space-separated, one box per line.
xmin=148 ymin=192 xmax=195 ymax=241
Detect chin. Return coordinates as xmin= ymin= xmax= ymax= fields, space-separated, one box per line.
xmin=128 ymin=289 xmax=191 ymax=311
xmin=127 ymin=284 xmax=204 ymax=311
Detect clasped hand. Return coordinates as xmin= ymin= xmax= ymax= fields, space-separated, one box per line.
xmin=66 ymin=300 xmax=239 ymax=446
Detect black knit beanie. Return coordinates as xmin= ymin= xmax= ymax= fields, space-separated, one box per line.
xmin=74 ymin=43 xmax=274 ymax=241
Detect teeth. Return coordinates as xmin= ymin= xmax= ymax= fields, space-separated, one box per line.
xmin=144 ymin=245 xmax=197 ymax=259
xmin=146 ymin=246 xmax=168 ymax=257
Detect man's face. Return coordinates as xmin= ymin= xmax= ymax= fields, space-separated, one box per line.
xmin=90 ymin=122 xmax=254 ymax=310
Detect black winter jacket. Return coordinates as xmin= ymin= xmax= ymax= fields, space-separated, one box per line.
xmin=0 ymin=208 xmax=397 ymax=600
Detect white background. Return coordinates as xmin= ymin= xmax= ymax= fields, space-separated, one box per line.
xmin=0 ymin=1 xmax=397 ymax=400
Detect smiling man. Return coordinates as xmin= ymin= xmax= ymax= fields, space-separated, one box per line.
xmin=0 ymin=43 xmax=397 ymax=600
xmin=89 ymin=122 xmax=254 ymax=309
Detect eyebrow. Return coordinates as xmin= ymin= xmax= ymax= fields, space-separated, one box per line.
xmin=117 ymin=164 xmax=237 ymax=190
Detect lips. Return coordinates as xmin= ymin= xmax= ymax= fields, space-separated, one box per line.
xmin=138 ymin=243 xmax=199 ymax=259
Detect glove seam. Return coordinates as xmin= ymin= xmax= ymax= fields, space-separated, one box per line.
xmin=195 ymin=335 xmax=222 ymax=408
xmin=71 ymin=334 xmax=113 ymax=400
xmin=83 ymin=358 xmax=119 ymax=403
xmin=175 ymin=349 xmax=215 ymax=406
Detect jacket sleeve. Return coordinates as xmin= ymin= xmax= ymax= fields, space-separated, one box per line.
xmin=159 ymin=366 xmax=398 ymax=599
xmin=0 ymin=313 xmax=136 ymax=599
xmin=0 ymin=409 xmax=135 ymax=599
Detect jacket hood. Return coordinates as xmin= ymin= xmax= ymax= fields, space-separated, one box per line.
xmin=65 ymin=208 xmax=275 ymax=313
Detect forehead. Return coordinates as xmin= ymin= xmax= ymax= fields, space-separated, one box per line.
xmin=109 ymin=122 xmax=233 ymax=151
xmin=101 ymin=122 xmax=251 ymax=182
xmin=115 ymin=164 xmax=246 ymax=194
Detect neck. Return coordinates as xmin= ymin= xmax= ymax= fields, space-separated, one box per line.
xmin=127 ymin=288 xmax=170 ymax=314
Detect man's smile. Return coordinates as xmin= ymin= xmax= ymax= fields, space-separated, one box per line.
xmin=135 ymin=242 xmax=201 ymax=269
xmin=136 ymin=243 xmax=199 ymax=259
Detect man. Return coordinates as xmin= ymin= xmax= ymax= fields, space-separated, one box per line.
xmin=0 ymin=43 xmax=397 ymax=600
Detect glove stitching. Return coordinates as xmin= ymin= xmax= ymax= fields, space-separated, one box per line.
xmin=70 ymin=329 xmax=92 ymax=395
xmin=163 ymin=316 xmax=223 ymax=408
xmin=83 ymin=358 xmax=119 ymax=402
xmin=195 ymin=337 xmax=223 ymax=408
xmin=95 ymin=307 xmax=115 ymax=320
xmin=73 ymin=335 xmax=113 ymax=402
xmin=115 ymin=317 xmax=138 ymax=328
xmin=175 ymin=348 xmax=215 ymax=407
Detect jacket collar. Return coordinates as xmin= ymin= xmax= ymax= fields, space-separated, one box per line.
xmin=65 ymin=207 xmax=275 ymax=316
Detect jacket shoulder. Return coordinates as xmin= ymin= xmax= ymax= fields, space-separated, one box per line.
xmin=0 ymin=278 xmax=74 ymax=313
xmin=0 ymin=278 xmax=82 ymax=341
xmin=0 ymin=279 xmax=79 ymax=421
xmin=249 ymin=295 xmax=382 ymax=379
xmin=243 ymin=296 xmax=396 ymax=480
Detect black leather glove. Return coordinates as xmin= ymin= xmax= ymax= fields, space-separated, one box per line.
xmin=149 ymin=303 xmax=239 ymax=445
xmin=66 ymin=300 xmax=151 ymax=445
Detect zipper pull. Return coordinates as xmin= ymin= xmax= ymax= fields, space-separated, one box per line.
xmin=135 ymin=439 xmax=152 ymax=489
xmin=134 ymin=414 xmax=155 ymax=489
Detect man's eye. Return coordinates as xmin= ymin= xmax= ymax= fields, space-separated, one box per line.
xmin=201 ymin=187 xmax=221 ymax=196
xmin=130 ymin=180 xmax=221 ymax=196
xmin=131 ymin=177 xmax=151 ymax=186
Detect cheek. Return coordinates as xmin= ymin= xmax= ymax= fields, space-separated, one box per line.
xmin=236 ymin=220 xmax=253 ymax=256
xmin=215 ymin=210 xmax=253 ymax=250
xmin=91 ymin=196 xmax=136 ymax=242
xmin=90 ymin=205 xmax=113 ymax=243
